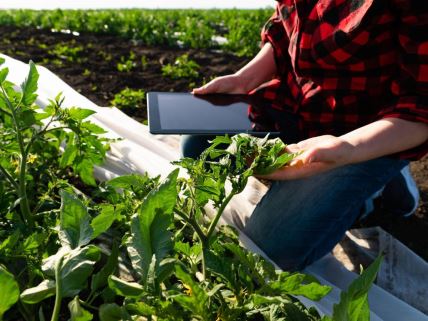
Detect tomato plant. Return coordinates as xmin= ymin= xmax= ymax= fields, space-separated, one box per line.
xmin=0 ymin=61 xmax=381 ymax=321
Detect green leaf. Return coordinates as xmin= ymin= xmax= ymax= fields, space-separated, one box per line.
xmin=174 ymin=266 xmax=211 ymax=319
xmin=20 ymin=61 xmax=39 ymax=106
xmin=20 ymin=279 xmax=56 ymax=304
xmin=99 ymin=303 xmax=131 ymax=321
xmin=127 ymin=169 xmax=178 ymax=282
xmin=332 ymin=256 xmax=383 ymax=321
xmin=250 ymin=294 xmax=288 ymax=306
xmin=59 ymin=190 xmax=94 ymax=249
xmin=76 ymin=159 xmax=97 ymax=186
xmin=81 ymin=122 xmax=106 ymax=134
xmin=19 ymin=109 xmax=37 ymax=128
xmin=91 ymin=204 xmax=117 ymax=238
xmin=68 ymin=107 xmax=96 ymax=120
xmin=69 ymin=296 xmax=93 ymax=321
xmin=108 ymin=174 xmax=151 ymax=190
xmin=91 ymin=242 xmax=119 ymax=293
xmin=108 ymin=275 xmax=144 ymax=297
xmin=0 ymin=67 xmax=9 ymax=83
xmin=60 ymin=245 xmax=101 ymax=298
xmin=125 ymin=302 xmax=156 ymax=317
xmin=60 ymin=144 xmax=78 ymax=168
xmin=268 ymin=272 xmax=331 ymax=301
xmin=23 ymin=232 xmax=46 ymax=253
xmin=0 ymin=230 xmax=21 ymax=253
xmin=0 ymin=266 xmax=20 ymax=319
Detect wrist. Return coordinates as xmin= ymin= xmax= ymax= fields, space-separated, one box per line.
xmin=338 ymin=136 xmax=358 ymax=165
xmin=232 ymin=72 xmax=253 ymax=93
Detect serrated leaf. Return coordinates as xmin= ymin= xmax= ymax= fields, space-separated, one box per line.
xmin=268 ymin=272 xmax=331 ymax=301
xmin=107 ymin=174 xmax=153 ymax=191
xmin=174 ymin=266 xmax=211 ymax=319
xmin=108 ymin=275 xmax=144 ymax=297
xmin=127 ymin=169 xmax=178 ymax=282
xmin=20 ymin=61 xmax=39 ymax=106
xmin=282 ymin=303 xmax=312 ymax=321
xmin=81 ymin=122 xmax=106 ymax=134
xmin=59 ymin=190 xmax=93 ymax=249
xmin=69 ymin=296 xmax=93 ymax=321
xmin=0 ymin=266 xmax=20 ymax=319
xmin=332 ymin=256 xmax=383 ymax=321
xmin=68 ymin=107 xmax=96 ymax=120
xmin=0 ymin=67 xmax=9 ymax=83
xmin=76 ymin=159 xmax=96 ymax=186
xmin=20 ymin=279 xmax=56 ymax=304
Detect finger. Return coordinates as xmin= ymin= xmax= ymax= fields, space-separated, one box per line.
xmin=256 ymin=162 xmax=331 ymax=180
xmin=192 ymin=80 xmax=219 ymax=95
xmin=192 ymin=85 xmax=210 ymax=94
xmin=285 ymin=144 xmax=301 ymax=153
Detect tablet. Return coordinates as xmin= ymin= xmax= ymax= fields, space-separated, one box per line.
xmin=147 ymin=92 xmax=281 ymax=135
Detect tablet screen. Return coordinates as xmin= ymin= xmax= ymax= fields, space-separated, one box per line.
xmin=148 ymin=92 xmax=280 ymax=135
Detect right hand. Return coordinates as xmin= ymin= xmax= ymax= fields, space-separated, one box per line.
xmin=192 ymin=74 xmax=248 ymax=95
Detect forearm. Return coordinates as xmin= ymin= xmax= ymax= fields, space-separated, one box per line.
xmin=235 ymin=42 xmax=277 ymax=92
xmin=342 ymin=118 xmax=428 ymax=164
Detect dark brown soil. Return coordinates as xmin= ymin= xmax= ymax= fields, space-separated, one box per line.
xmin=1 ymin=25 xmax=427 ymax=261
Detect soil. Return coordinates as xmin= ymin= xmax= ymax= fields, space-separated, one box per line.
xmin=1 ymin=25 xmax=427 ymax=261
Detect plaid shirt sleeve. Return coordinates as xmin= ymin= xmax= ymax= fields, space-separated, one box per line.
xmin=377 ymin=0 xmax=428 ymax=160
xmin=260 ymin=6 xmax=290 ymax=76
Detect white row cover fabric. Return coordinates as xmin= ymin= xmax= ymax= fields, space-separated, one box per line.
xmin=2 ymin=54 xmax=427 ymax=320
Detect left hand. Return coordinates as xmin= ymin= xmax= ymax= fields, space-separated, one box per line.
xmin=257 ymin=135 xmax=355 ymax=180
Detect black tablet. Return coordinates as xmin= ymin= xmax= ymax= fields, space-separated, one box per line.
xmin=147 ymin=92 xmax=281 ymax=135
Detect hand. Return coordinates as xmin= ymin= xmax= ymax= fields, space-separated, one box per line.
xmin=192 ymin=74 xmax=248 ymax=95
xmin=257 ymin=135 xmax=355 ymax=180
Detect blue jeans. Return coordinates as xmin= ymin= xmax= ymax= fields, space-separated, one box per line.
xmin=180 ymin=135 xmax=408 ymax=270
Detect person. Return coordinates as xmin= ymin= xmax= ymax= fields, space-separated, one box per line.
xmin=182 ymin=0 xmax=428 ymax=270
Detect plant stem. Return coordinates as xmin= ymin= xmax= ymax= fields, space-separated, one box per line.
xmin=18 ymin=152 xmax=34 ymax=228
xmin=0 ymin=164 xmax=19 ymax=190
xmin=50 ymin=255 xmax=64 ymax=321
xmin=174 ymin=207 xmax=208 ymax=279
xmin=174 ymin=207 xmax=207 ymax=244
xmin=79 ymin=299 xmax=99 ymax=311
xmin=206 ymin=191 xmax=236 ymax=240
xmin=1 ymin=85 xmax=34 ymax=228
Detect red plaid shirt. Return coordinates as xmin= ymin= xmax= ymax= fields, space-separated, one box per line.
xmin=253 ymin=0 xmax=428 ymax=160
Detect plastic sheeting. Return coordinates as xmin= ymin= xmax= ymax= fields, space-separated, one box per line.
xmin=2 ymin=54 xmax=427 ymax=320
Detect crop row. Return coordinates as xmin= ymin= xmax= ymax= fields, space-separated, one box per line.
xmin=0 ymin=9 xmax=273 ymax=57
xmin=0 ymin=60 xmax=380 ymax=321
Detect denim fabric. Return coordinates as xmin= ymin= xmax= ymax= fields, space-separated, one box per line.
xmin=243 ymin=157 xmax=408 ymax=271
xmin=180 ymin=135 xmax=215 ymax=160
xmin=180 ymin=135 xmax=408 ymax=271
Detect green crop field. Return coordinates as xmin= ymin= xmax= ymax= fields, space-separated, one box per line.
xmin=0 ymin=9 xmax=273 ymax=57
xmin=0 ymin=9 xmax=384 ymax=321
